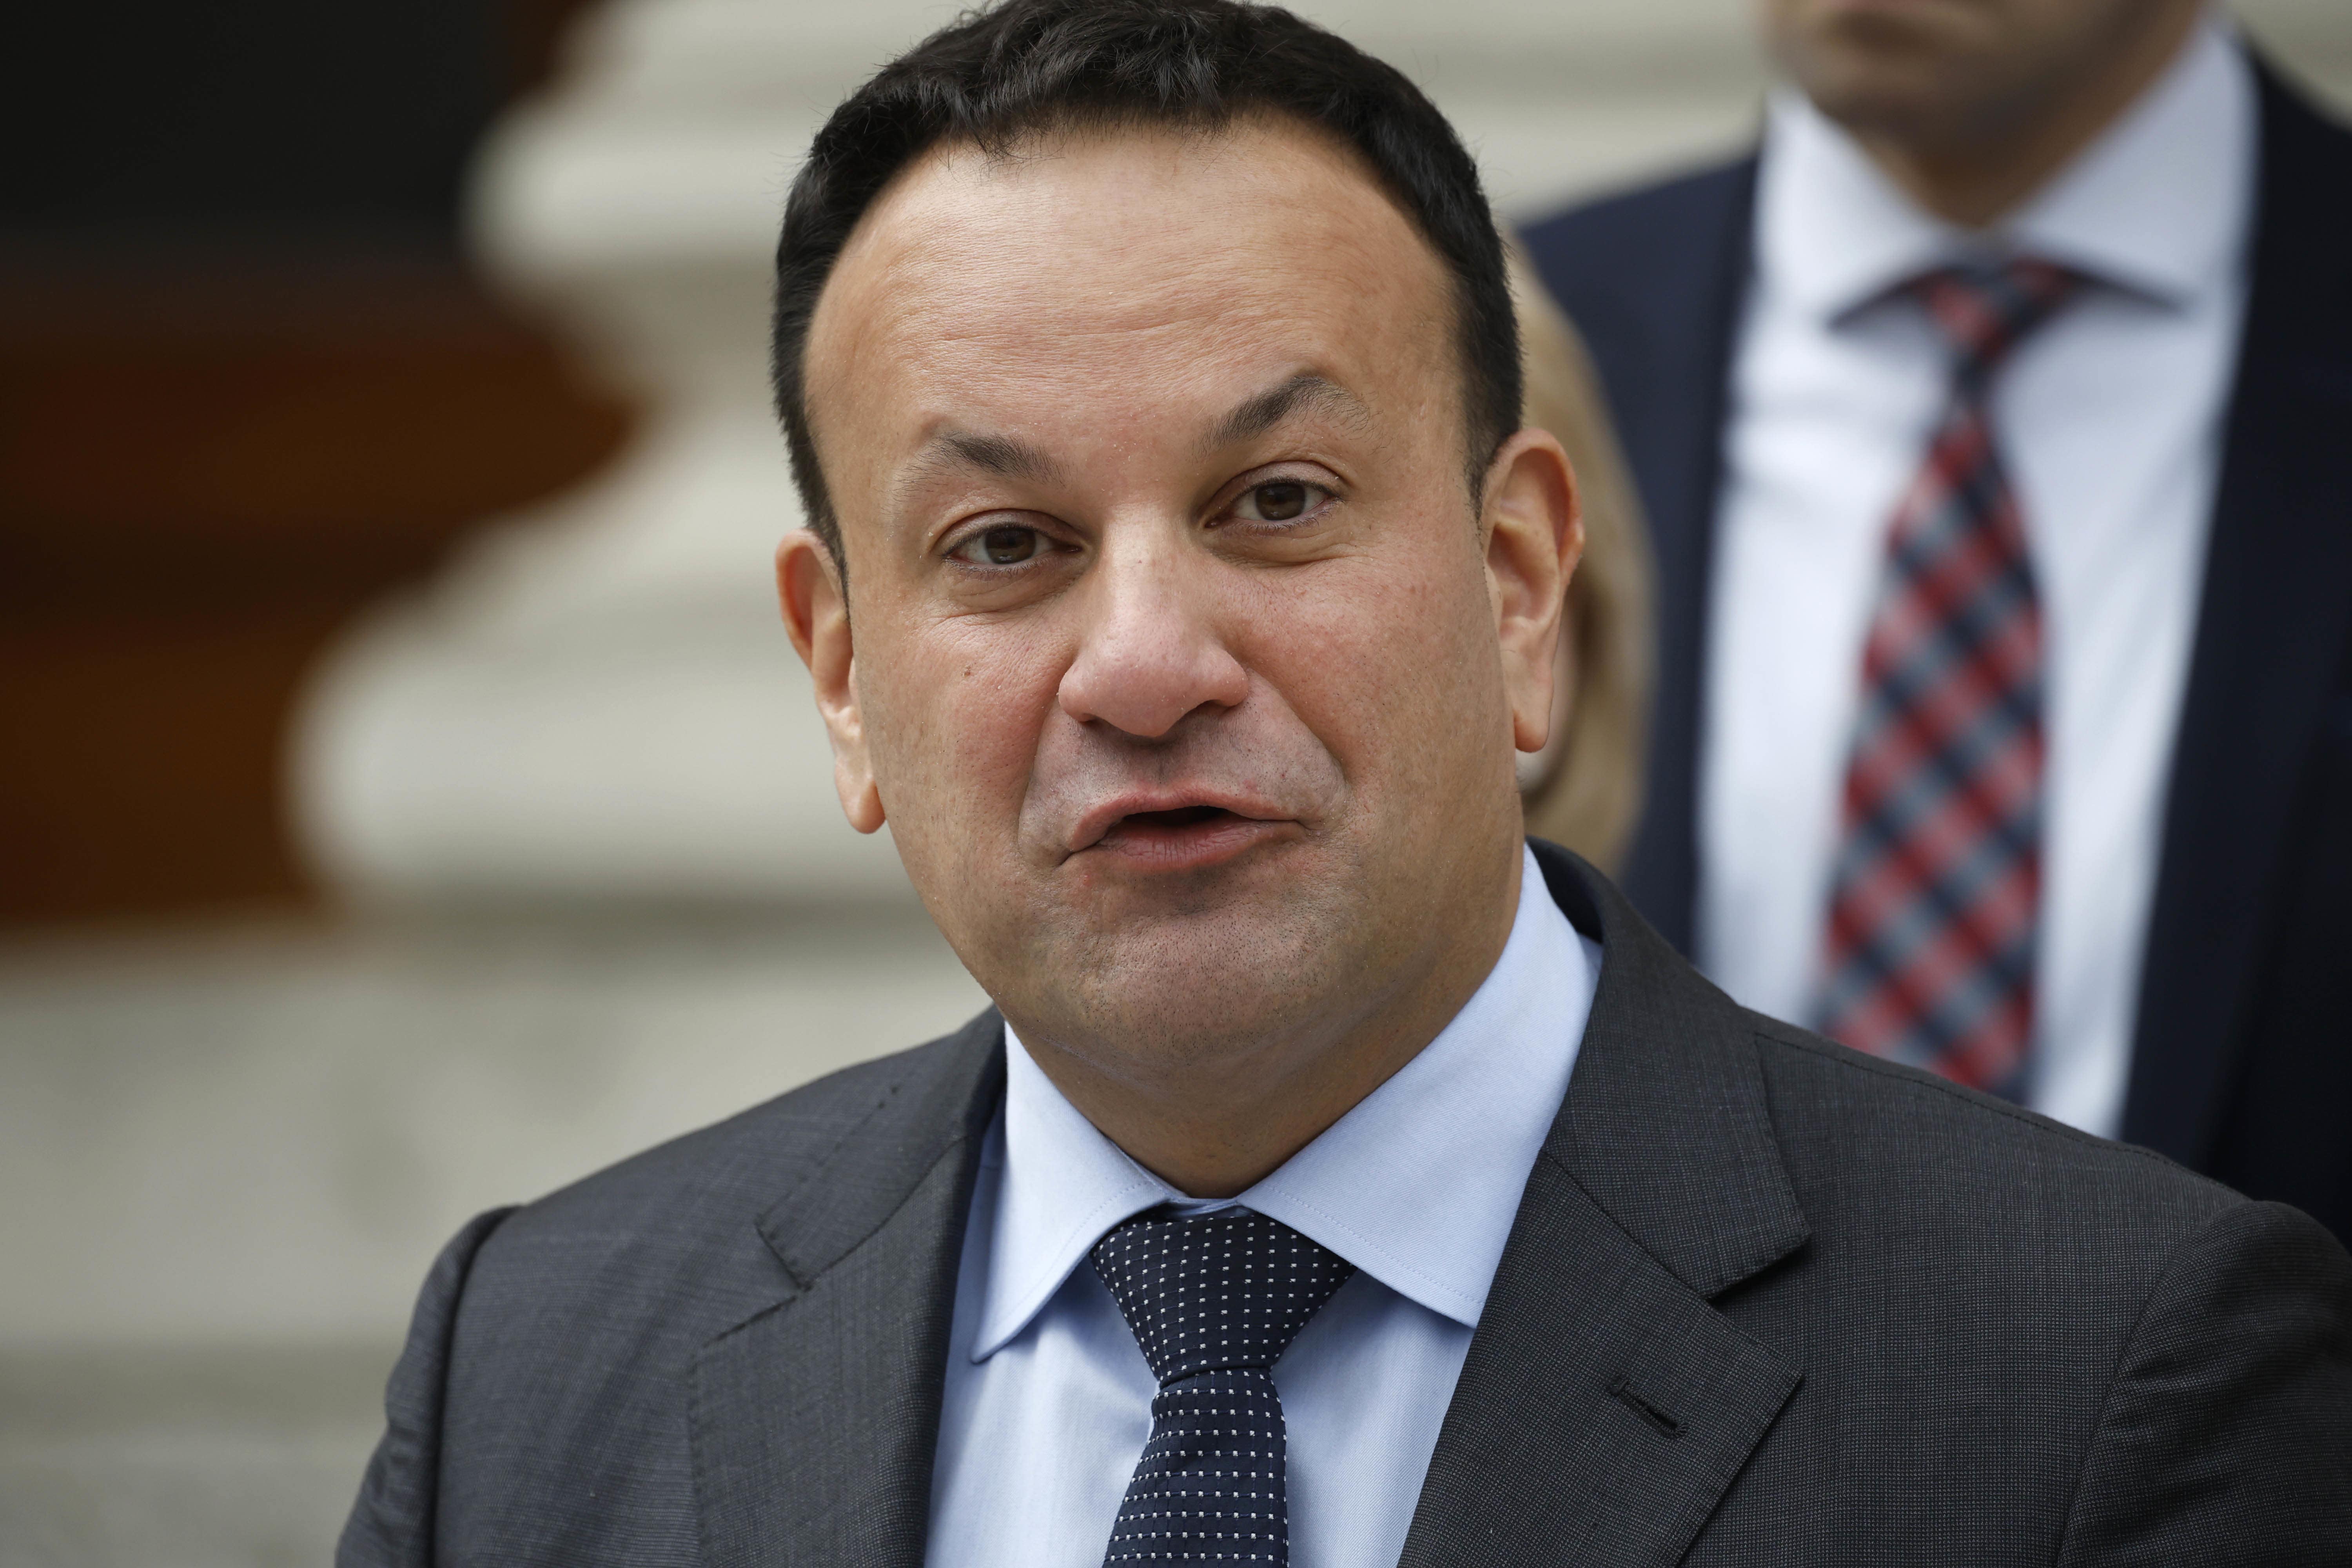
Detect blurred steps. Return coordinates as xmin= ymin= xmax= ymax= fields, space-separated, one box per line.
xmin=0 ymin=1344 xmax=390 ymax=1568
xmin=0 ymin=907 xmax=985 ymax=1564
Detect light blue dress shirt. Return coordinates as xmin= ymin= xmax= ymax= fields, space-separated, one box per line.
xmin=926 ymin=845 xmax=1601 ymax=1567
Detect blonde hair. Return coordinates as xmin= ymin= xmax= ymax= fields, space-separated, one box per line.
xmin=1509 ymin=246 xmax=1655 ymax=873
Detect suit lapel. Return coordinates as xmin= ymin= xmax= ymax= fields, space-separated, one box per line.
xmin=2122 ymin=68 xmax=2352 ymax=1162
xmin=691 ymin=1013 xmax=1004 ymax=1568
xmin=1400 ymin=845 xmax=1807 ymax=1566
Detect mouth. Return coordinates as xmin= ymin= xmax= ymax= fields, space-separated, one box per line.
xmin=1075 ymin=798 xmax=1296 ymax=872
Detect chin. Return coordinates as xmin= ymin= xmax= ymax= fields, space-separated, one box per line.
xmin=1785 ymin=8 xmax=1998 ymax=132
xmin=1011 ymin=894 xmax=1360 ymax=1066
xmin=1809 ymin=64 xmax=1991 ymax=144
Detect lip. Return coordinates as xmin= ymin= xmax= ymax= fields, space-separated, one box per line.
xmin=1066 ymin=787 xmax=1299 ymax=871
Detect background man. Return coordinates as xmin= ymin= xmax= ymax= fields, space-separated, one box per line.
xmin=342 ymin=3 xmax=2352 ymax=1563
xmin=1525 ymin=0 xmax=2352 ymax=1242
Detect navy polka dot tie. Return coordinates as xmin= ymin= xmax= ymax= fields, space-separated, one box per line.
xmin=1090 ymin=1207 xmax=1356 ymax=1566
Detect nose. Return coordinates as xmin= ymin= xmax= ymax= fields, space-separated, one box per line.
xmin=1058 ymin=536 xmax=1250 ymax=740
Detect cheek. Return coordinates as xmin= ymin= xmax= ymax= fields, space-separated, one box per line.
xmin=863 ymin=617 xmax=1065 ymax=835
xmin=1240 ymin=528 xmax=1502 ymax=793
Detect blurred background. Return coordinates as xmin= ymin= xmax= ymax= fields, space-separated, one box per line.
xmin=1 ymin=1 xmax=2346 ymax=1561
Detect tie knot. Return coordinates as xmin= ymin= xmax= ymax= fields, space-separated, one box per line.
xmin=1090 ymin=1207 xmax=1355 ymax=1386
xmin=1912 ymin=257 xmax=2082 ymax=389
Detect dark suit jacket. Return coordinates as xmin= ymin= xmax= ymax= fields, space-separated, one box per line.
xmin=341 ymin=843 xmax=2352 ymax=1566
xmin=1521 ymin=63 xmax=2352 ymax=1245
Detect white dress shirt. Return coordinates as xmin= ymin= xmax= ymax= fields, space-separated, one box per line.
xmin=925 ymin=844 xmax=1601 ymax=1567
xmin=1698 ymin=19 xmax=2254 ymax=1137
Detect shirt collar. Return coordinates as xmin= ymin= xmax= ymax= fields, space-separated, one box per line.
xmin=1756 ymin=16 xmax=2254 ymax=323
xmin=970 ymin=844 xmax=1599 ymax=1359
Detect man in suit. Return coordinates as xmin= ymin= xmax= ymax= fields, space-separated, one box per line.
xmin=341 ymin=2 xmax=2352 ymax=1563
xmin=1523 ymin=0 xmax=2352 ymax=1244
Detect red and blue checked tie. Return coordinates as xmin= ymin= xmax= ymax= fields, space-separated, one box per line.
xmin=1816 ymin=259 xmax=2081 ymax=1098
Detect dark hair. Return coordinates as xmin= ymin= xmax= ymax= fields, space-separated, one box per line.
xmin=770 ymin=0 xmax=1521 ymax=568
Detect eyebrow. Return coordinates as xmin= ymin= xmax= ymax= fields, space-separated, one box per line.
xmin=911 ymin=428 xmax=1060 ymax=486
xmin=905 ymin=372 xmax=1370 ymax=492
xmin=1203 ymin=373 xmax=1373 ymax=452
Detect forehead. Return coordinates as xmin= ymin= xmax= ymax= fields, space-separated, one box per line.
xmin=802 ymin=116 xmax=1458 ymax=481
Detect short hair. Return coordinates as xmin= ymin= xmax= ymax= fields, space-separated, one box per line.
xmin=771 ymin=0 xmax=1522 ymax=569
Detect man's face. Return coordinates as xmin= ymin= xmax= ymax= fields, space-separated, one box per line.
xmin=1763 ymin=0 xmax=2185 ymax=149
xmin=785 ymin=118 xmax=1571 ymax=1083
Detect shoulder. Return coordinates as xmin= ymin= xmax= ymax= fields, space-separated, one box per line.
xmin=1697 ymin=1016 xmax=2352 ymax=1551
xmin=2250 ymin=63 xmax=2352 ymax=321
xmin=520 ymin=1025 xmax=973 ymax=1222
xmin=1517 ymin=157 xmax=1756 ymax=312
xmin=1514 ymin=156 xmax=1758 ymax=427
xmin=456 ymin=1013 xmax=997 ymax=1344
xmin=2257 ymin=56 xmax=2352 ymax=181
xmin=340 ymin=1021 xmax=995 ymax=1565
xmin=1755 ymin=1013 xmax=2238 ymax=1213
xmin=367 ymin=1014 xmax=999 ymax=1556
xmin=1748 ymin=1013 xmax=2249 ymax=1292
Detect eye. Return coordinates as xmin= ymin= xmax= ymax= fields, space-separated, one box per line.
xmin=1230 ymin=479 xmax=1328 ymax=524
xmin=949 ymin=522 xmax=1045 ymax=566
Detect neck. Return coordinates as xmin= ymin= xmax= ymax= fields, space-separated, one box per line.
xmin=1020 ymin=846 xmax=1525 ymax=1199
xmin=1852 ymin=4 xmax=2204 ymax=228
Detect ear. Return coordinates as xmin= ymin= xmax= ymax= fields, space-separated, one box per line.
xmin=1479 ymin=429 xmax=1583 ymax=755
xmin=777 ymin=530 xmax=886 ymax=833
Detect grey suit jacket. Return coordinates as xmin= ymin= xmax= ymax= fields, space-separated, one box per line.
xmin=341 ymin=843 xmax=2352 ymax=1566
